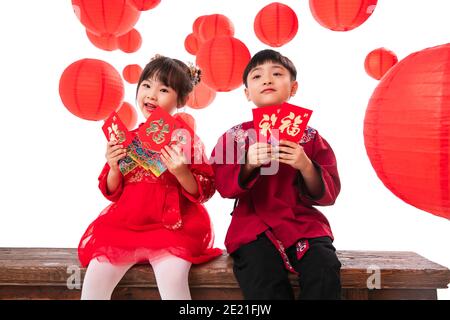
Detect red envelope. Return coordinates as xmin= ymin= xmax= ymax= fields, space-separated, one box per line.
xmin=252 ymin=105 xmax=283 ymax=143
xmin=138 ymin=106 xmax=179 ymax=152
xmin=276 ymin=102 xmax=313 ymax=143
xmin=102 ymin=112 xmax=133 ymax=147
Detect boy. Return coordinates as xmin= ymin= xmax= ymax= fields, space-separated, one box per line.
xmin=211 ymin=49 xmax=342 ymax=299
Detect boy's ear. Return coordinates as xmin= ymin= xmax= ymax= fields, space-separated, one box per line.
xmin=290 ymin=81 xmax=299 ymax=97
xmin=244 ymin=87 xmax=251 ymax=101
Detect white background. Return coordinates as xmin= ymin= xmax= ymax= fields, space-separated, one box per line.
xmin=0 ymin=0 xmax=449 ymax=299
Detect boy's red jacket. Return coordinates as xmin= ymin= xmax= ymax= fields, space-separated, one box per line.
xmin=211 ymin=121 xmax=341 ymax=253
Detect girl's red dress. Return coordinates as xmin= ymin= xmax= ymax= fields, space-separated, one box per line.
xmin=78 ymin=125 xmax=222 ymax=267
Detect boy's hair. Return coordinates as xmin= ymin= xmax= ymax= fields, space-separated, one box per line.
xmin=242 ymin=49 xmax=297 ymax=87
xmin=136 ymin=55 xmax=198 ymax=107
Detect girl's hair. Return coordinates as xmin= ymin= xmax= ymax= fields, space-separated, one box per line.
xmin=136 ymin=55 xmax=201 ymax=107
xmin=242 ymin=49 xmax=297 ymax=88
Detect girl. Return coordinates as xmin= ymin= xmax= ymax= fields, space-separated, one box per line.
xmin=78 ymin=55 xmax=222 ymax=300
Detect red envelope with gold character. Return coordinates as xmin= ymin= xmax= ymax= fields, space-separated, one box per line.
xmin=138 ymin=106 xmax=179 ymax=152
xmin=102 ymin=112 xmax=133 ymax=147
xmin=276 ymin=102 xmax=313 ymax=143
xmin=252 ymin=105 xmax=283 ymax=143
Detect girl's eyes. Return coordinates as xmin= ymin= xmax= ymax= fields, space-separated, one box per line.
xmin=141 ymin=83 xmax=169 ymax=93
xmin=273 ymin=72 xmax=282 ymax=76
xmin=252 ymin=74 xmax=261 ymax=80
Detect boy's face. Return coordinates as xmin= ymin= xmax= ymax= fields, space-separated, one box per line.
xmin=244 ymin=61 xmax=298 ymax=107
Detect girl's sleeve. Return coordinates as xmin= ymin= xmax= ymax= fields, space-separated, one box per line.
xmin=210 ymin=130 xmax=260 ymax=199
xmin=180 ymin=138 xmax=216 ymax=204
xmin=98 ymin=163 xmax=124 ymax=202
xmin=297 ymin=133 xmax=341 ymax=207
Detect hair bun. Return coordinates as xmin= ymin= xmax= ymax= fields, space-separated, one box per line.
xmin=187 ymin=62 xmax=201 ymax=86
xmin=150 ymin=53 xmax=164 ymax=62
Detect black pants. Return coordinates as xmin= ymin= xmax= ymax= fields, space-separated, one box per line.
xmin=231 ymin=234 xmax=342 ymax=300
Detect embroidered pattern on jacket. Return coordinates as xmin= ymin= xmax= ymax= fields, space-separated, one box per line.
xmin=126 ymin=166 xmax=159 ymax=184
xmin=192 ymin=139 xmax=205 ymax=163
xmin=299 ymin=127 xmax=317 ymax=144
xmin=227 ymin=124 xmax=249 ymax=144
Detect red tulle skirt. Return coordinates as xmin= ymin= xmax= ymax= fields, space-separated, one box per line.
xmin=78 ymin=182 xmax=222 ymax=267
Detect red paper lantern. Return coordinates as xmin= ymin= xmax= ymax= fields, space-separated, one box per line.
xmin=59 ymin=59 xmax=124 ymax=121
xmin=364 ymin=47 xmax=398 ymax=80
xmin=118 ymin=28 xmax=142 ymax=53
xmin=196 ymin=36 xmax=251 ymax=92
xmin=187 ymin=82 xmax=216 ymax=109
xmin=174 ymin=112 xmax=196 ymax=132
xmin=254 ymin=2 xmax=298 ymax=47
xmin=117 ymin=101 xmax=138 ymax=130
xmin=72 ymin=0 xmax=140 ymax=36
xmin=192 ymin=15 xmax=208 ymax=35
xmin=86 ymin=30 xmax=119 ymax=51
xmin=198 ymin=14 xmax=234 ymax=43
xmin=364 ymin=43 xmax=450 ymax=220
xmin=129 ymin=0 xmax=160 ymax=11
xmin=184 ymin=33 xmax=200 ymax=56
xmin=123 ymin=64 xmax=143 ymax=84
xmin=309 ymin=0 xmax=378 ymax=31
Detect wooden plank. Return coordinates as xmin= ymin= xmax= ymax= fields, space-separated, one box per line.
xmin=1 ymin=248 xmax=449 ymax=290
xmin=0 ymin=286 xmax=81 ymax=300
xmin=368 ymin=289 xmax=437 ymax=300
xmin=0 ymin=286 xmax=439 ymax=300
xmin=0 ymin=286 xmax=245 ymax=300
xmin=341 ymin=289 xmax=369 ymax=300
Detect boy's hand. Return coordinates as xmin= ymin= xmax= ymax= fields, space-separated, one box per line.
xmin=246 ymin=142 xmax=273 ymax=168
xmin=277 ymin=140 xmax=312 ymax=172
xmin=161 ymin=144 xmax=189 ymax=177
xmin=106 ymin=140 xmax=127 ymax=173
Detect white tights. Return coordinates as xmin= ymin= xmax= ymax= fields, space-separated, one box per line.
xmin=80 ymin=254 xmax=192 ymax=300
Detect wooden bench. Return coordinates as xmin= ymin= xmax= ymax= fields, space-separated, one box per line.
xmin=0 ymin=248 xmax=449 ymax=300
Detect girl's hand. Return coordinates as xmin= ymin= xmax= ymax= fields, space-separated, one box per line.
xmin=161 ymin=144 xmax=189 ymax=177
xmin=106 ymin=140 xmax=127 ymax=173
xmin=246 ymin=142 xmax=273 ymax=168
xmin=276 ymin=140 xmax=312 ymax=172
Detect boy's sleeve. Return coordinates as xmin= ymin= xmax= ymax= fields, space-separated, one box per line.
xmin=98 ymin=163 xmax=124 ymax=202
xmin=180 ymin=138 xmax=216 ymax=204
xmin=297 ymin=133 xmax=341 ymax=206
xmin=210 ymin=128 xmax=260 ymax=199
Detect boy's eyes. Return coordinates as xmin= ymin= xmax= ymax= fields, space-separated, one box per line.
xmin=251 ymin=72 xmax=283 ymax=80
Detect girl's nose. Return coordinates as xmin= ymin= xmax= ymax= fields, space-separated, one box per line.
xmin=147 ymin=91 xmax=157 ymax=101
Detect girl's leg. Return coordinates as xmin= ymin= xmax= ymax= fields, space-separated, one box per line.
xmin=81 ymin=258 xmax=134 ymax=300
xmin=150 ymin=254 xmax=192 ymax=300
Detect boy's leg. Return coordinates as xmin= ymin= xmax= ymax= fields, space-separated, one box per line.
xmin=150 ymin=254 xmax=192 ymax=300
xmin=81 ymin=258 xmax=134 ymax=300
xmin=231 ymin=233 xmax=294 ymax=300
xmin=288 ymin=236 xmax=341 ymax=300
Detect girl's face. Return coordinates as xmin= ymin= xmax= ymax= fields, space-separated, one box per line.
xmin=136 ymin=77 xmax=179 ymax=119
